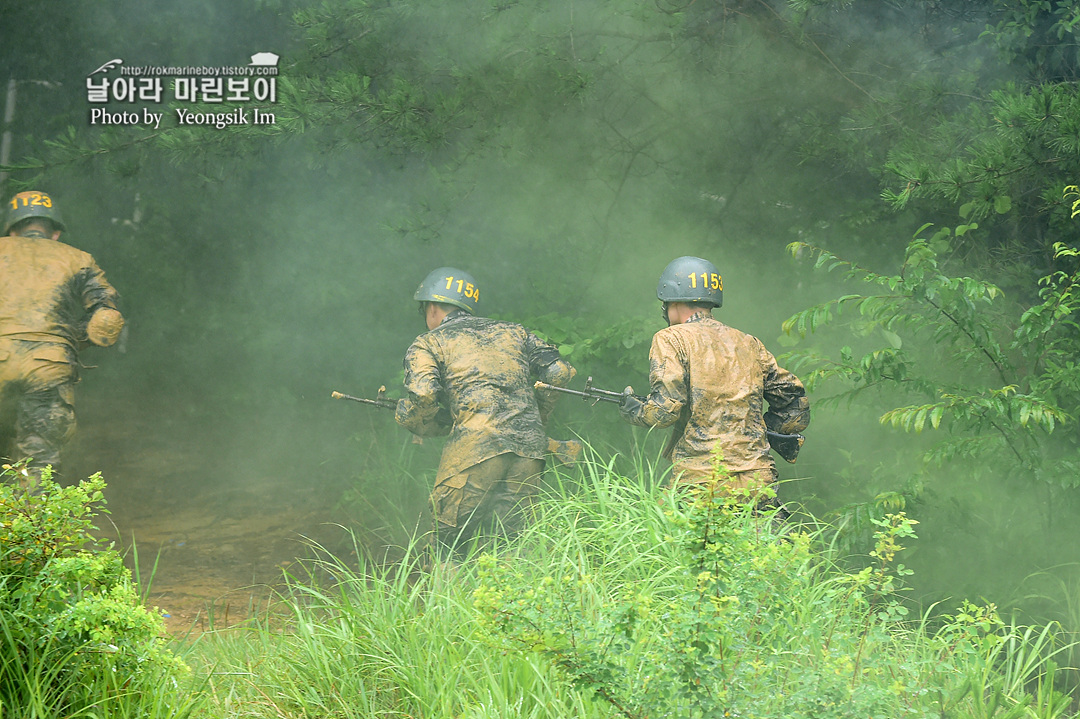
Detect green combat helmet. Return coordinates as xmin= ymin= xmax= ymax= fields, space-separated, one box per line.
xmin=414 ymin=266 xmax=480 ymax=314
xmin=657 ymin=256 xmax=723 ymax=308
xmin=4 ymin=190 xmax=66 ymax=235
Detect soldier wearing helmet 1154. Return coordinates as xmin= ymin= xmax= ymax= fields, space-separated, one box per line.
xmin=0 ymin=191 xmax=124 ymax=489
xmin=619 ymin=256 xmax=809 ymax=502
xmin=396 ymin=267 xmax=576 ymax=559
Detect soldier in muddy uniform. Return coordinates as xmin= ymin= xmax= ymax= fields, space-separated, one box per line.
xmin=395 ymin=267 xmax=576 ymax=558
xmin=620 ymin=256 xmax=808 ymax=501
xmin=0 ymin=191 xmax=124 ymax=488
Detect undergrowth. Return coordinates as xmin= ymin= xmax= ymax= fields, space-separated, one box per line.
xmin=4 ymin=453 xmax=1074 ymax=718
xmin=476 ymin=457 xmax=1078 ymax=718
xmin=0 ymin=462 xmax=197 ymax=718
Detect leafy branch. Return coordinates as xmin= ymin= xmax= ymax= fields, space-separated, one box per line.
xmin=783 ymin=224 xmax=1079 ymax=485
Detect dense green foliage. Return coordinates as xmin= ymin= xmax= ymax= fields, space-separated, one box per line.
xmin=787 ymin=1 xmax=1080 ymax=274
xmin=775 ymin=218 xmax=1080 ymax=633
xmin=784 ymin=229 xmax=1080 ymax=480
xmin=477 ymin=465 xmax=1075 ymax=718
xmin=515 ymin=314 xmax=658 ymax=377
xmin=0 ymin=465 xmax=194 ymax=717
xmin=0 ymin=454 xmax=1073 ymax=717
xmin=178 ymin=455 xmax=1075 ymax=717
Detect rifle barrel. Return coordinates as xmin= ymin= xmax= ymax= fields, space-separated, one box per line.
xmin=330 ymin=391 xmax=397 ymax=409
xmin=534 ymin=380 xmax=622 ymax=404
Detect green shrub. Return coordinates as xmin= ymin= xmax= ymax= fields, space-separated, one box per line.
xmin=474 ymin=462 xmax=1076 ymax=719
xmin=0 ymin=463 xmax=192 ymax=717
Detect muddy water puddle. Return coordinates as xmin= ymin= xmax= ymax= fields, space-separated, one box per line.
xmin=66 ymin=395 xmax=362 ymax=635
xmin=96 ymin=490 xmax=348 ymax=635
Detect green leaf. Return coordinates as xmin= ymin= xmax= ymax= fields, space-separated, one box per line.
xmin=881 ymin=329 xmax=902 ymax=349
xmin=993 ymin=195 xmax=1012 ymax=214
xmin=775 ymin=333 xmax=800 ymax=348
xmin=913 ymin=407 xmax=929 ymax=432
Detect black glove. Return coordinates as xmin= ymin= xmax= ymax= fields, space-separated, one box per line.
xmin=766 ymin=431 xmax=804 ymax=464
xmin=619 ymin=387 xmax=644 ymax=422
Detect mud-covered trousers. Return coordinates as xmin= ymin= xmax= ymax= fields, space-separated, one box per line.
xmin=0 ymin=383 xmax=75 ymax=473
xmin=429 ymin=452 xmax=545 ymax=559
xmin=0 ymin=341 xmax=77 ymax=481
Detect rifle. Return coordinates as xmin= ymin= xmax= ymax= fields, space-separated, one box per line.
xmin=332 ymin=385 xmax=429 ymax=444
xmin=333 ymin=385 xmax=583 ymax=463
xmin=330 ymin=386 xmax=397 ymax=410
xmin=534 ymin=376 xmax=635 ymax=405
xmin=534 ymin=376 xmax=805 ymax=463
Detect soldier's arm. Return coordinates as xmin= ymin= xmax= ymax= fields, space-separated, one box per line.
xmin=395 ymin=341 xmax=452 ymax=437
xmin=526 ymin=332 xmax=577 ymax=422
xmin=78 ymin=262 xmax=125 ymax=347
xmin=759 ymin=341 xmax=810 ymax=435
xmin=622 ymin=332 xmax=685 ymax=429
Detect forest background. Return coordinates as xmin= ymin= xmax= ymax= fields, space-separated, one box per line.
xmin=4 ymin=0 xmax=1080 ymax=631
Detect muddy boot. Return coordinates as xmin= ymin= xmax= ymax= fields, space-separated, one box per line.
xmin=546 ymin=438 xmax=583 ymax=466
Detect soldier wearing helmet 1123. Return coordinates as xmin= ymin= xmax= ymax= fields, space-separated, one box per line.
xmin=395 ymin=267 xmax=576 ymax=559
xmin=619 ymin=256 xmax=809 ymax=501
xmin=0 ymin=191 xmax=124 ymax=489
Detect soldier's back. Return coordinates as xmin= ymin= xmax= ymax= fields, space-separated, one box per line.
xmin=0 ymin=236 xmax=101 ymax=344
xmin=417 ymin=313 xmax=548 ymax=479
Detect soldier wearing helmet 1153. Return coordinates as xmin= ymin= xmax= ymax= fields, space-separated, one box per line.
xmin=396 ymin=266 xmax=576 ymax=559
xmin=0 ymin=191 xmax=124 ymax=489
xmin=619 ymin=256 xmax=809 ymax=501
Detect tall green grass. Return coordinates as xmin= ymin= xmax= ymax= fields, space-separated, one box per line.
xmin=474 ymin=453 xmax=1079 ymax=718
xmin=189 ymin=540 xmax=606 ymax=718
xmin=184 ymin=449 xmax=676 ymax=718
xmin=185 ymin=448 xmax=1078 ymax=718
xmin=9 ymin=451 xmax=1074 ymax=717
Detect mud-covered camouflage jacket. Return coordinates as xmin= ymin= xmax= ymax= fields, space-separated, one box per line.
xmin=395 ymin=311 xmax=576 ymax=482
xmin=623 ymin=312 xmax=809 ymax=479
xmin=0 ymin=235 xmax=123 ymax=387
